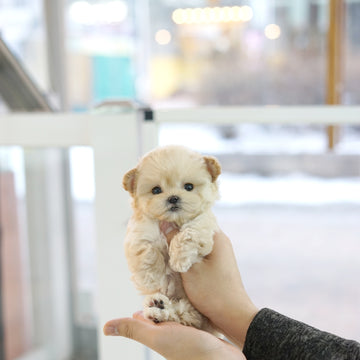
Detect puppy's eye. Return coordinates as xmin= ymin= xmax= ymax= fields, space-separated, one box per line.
xmin=184 ymin=183 xmax=194 ymax=191
xmin=152 ymin=186 xmax=162 ymax=195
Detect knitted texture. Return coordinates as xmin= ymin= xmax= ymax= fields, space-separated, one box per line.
xmin=243 ymin=308 xmax=360 ymax=360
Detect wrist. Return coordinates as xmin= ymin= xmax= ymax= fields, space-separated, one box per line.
xmin=218 ymin=296 xmax=259 ymax=348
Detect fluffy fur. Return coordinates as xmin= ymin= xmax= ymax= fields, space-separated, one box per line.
xmin=123 ymin=145 xmax=221 ymax=331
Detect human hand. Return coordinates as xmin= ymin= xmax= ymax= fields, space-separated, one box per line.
xmin=103 ymin=311 xmax=246 ymax=360
xmin=160 ymin=222 xmax=259 ymax=348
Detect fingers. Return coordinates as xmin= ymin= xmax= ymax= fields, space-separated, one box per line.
xmin=103 ymin=313 xmax=156 ymax=348
xmin=211 ymin=229 xmax=237 ymax=262
xmin=213 ymin=229 xmax=233 ymax=251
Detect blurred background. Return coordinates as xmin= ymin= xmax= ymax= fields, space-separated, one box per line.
xmin=0 ymin=0 xmax=359 ymax=359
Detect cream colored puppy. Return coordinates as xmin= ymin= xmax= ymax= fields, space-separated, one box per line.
xmin=123 ymin=145 xmax=221 ymax=331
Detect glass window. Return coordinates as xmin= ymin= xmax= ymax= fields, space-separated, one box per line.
xmin=149 ymin=0 xmax=329 ymax=106
xmin=63 ymin=0 xmax=359 ymax=109
xmin=66 ymin=0 xmax=136 ymax=110
xmin=2 ymin=0 xmax=359 ymax=110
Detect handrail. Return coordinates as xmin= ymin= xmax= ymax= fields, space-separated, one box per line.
xmin=156 ymin=106 xmax=360 ymax=125
xmin=0 ymin=106 xmax=359 ymax=148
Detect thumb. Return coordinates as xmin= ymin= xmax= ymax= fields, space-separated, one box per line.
xmin=103 ymin=314 xmax=156 ymax=348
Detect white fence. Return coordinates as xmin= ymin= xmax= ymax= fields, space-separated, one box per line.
xmin=0 ymin=106 xmax=359 ymax=360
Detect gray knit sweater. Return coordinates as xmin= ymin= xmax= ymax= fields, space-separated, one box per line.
xmin=243 ymin=308 xmax=360 ymax=360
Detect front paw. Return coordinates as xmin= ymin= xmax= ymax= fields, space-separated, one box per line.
xmin=169 ymin=255 xmax=193 ymax=273
xmin=144 ymin=293 xmax=170 ymax=324
xmin=169 ymin=229 xmax=200 ymax=273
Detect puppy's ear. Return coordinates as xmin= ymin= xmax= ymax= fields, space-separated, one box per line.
xmin=123 ymin=168 xmax=138 ymax=195
xmin=203 ymin=156 xmax=221 ymax=182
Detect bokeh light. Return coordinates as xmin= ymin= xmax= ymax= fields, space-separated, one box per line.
xmin=155 ymin=29 xmax=172 ymax=45
xmin=69 ymin=0 xmax=128 ymax=25
xmin=172 ymin=6 xmax=253 ymax=25
xmin=264 ymin=23 xmax=281 ymax=40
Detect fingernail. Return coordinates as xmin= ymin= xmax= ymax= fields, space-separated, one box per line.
xmin=104 ymin=325 xmax=119 ymax=336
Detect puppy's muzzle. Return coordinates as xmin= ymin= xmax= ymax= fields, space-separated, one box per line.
xmin=168 ymin=195 xmax=180 ymax=211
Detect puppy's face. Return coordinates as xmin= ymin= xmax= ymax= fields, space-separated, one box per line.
xmin=123 ymin=146 xmax=221 ymax=225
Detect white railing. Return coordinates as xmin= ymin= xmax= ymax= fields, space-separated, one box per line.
xmin=155 ymin=106 xmax=360 ymax=125
xmin=0 ymin=106 xmax=359 ymax=360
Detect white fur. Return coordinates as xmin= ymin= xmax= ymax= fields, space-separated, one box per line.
xmin=123 ymin=145 xmax=221 ymax=331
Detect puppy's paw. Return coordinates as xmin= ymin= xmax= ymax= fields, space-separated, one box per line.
xmin=169 ymin=229 xmax=202 ymax=273
xmin=144 ymin=293 xmax=170 ymax=324
xmin=169 ymin=254 xmax=194 ymax=273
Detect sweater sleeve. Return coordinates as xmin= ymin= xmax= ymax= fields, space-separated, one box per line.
xmin=243 ymin=308 xmax=360 ymax=360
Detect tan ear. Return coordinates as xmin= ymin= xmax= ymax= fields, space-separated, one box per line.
xmin=203 ymin=156 xmax=221 ymax=182
xmin=123 ymin=168 xmax=138 ymax=195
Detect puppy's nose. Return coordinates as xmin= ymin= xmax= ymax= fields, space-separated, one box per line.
xmin=168 ymin=195 xmax=179 ymax=204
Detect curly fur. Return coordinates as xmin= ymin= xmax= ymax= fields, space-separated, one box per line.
xmin=123 ymin=145 xmax=221 ymax=331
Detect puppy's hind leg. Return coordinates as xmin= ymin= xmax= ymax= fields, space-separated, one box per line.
xmin=144 ymin=294 xmax=203 ymax=329
xmin=172 ymin=299 xmax=220 ymax=336
xmin=170 ymin=297 xmax=205 ymax=329
xmin=144 ymin=294 xmax=218 ymax=335
xmin=144 ymin=293 xmax=170 ymax=324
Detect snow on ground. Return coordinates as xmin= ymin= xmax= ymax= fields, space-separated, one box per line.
xmin=159 ymin=123 xmax=360 ymax=154
xmin=218 ymin=172 xmax=360 ymax=205
xmin=159 ymin=123 xmax=360 ymax=205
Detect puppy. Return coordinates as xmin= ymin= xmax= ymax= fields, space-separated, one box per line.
xmin=123 ymin=145 xmax=221 ymax=331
